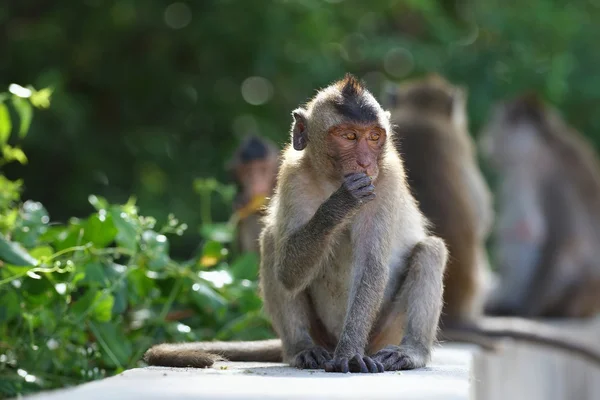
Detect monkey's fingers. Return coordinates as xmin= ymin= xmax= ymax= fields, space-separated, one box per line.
xmin=372 ymin=346 xmax=416 ymax=371
xmin=324 ymin=357 xmax=350 ymax=373
xmin=292 ymin=346 xmax=332 ymax=370
xmin=345 ymin=174 xmax=372 ymax=191
xmin=362 ymin=356 xmax=384 ymax=373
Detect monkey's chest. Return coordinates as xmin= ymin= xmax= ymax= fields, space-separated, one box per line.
xmin=307 ymin=240 xmax=354 ymax=340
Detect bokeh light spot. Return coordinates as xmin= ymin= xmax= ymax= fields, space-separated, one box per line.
xmin=164 ymin=2 xmax=192 ymax=29
xmin=241 ymin=76 xmax=273 ymax=106
xmin=383 ymin=48 xmax=414 ymax=78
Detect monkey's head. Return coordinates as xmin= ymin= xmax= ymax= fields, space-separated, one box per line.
xmin=228 ymin=135 xmax=279 ymax=209
xmin=381 ymin=74 xmax=468 ymax=133
xmin=479 ymin=93 xmax=551 ymax=168
xmin=290 ymin=74 xmax=392 ymax=182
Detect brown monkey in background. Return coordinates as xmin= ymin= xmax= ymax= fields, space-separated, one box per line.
xmin=480 ymin=93 xmax=600 ymax=318
xmin=146 ymin=74 xmax=449 ymax=373
xmin=382 ymin=75 xmax=494 ymax=326
xmin=227 ymin=135 xmax=280 ymax=255
xmin=378 ymin=77 xmax=600 ymax=363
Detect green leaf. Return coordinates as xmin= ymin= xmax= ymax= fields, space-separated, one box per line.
xmin=199 ymin=240 xmax=222 ymax=267
xmin=141 ymin=230 xmax=170 ymax=270
xmin=83 ymin=213 xmax=117 ymax=248
xmin=191 ymin=280 xmax=227 ymax=311
xmin=0 ymin=103 xmax=12 ymax=144
xmin=70 ymin=288 xmax=114 ymax=322
xmin=71 ymin=288 xmax=98 ymax=317
xmin=29 ymin=246 xmax=54 ymax=262
xmin=0 ymin=289 xmax=20 ymax=323
xmin=0 ymin=232 xmax=38 ymax=266
xmin=2 ymin=145 xmax=28 ymax=164
xmin=81 ymin=262 xmax=108 ymax=286
xmin=109 ymin=209 xmax=138 ymax=252
xmin=29 ymin=87 xmax=52 ymax=109
xmin=90 ymin=322 xmax=132 ymax=368
xmin=88 ymin=194 xmax=109 ymax=210
xmin=229 ymin=252 xmax=259 ymax=280
xmin=11 ymin=96 xmax=33 ymax=138
xmin=92 ymin=291 xmax=114 ymax=322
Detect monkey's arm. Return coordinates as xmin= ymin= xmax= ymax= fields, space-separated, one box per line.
xmin=275 ymin=174 xmax=373 ymax=293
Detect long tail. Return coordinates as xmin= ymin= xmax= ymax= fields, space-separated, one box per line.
xmin=440 ymin=317 xmax=600 ymax=366
xmin=143 ymin=339 xmax=283 ymax=368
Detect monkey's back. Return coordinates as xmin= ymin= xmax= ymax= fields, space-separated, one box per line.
xmin=393 ymin=118 xmax=479 ymax=322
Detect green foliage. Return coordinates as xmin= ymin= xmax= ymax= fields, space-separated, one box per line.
xmin=0 ymin=86 xmax=272 ymax=397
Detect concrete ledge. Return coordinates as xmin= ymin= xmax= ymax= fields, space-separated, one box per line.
xmin=24 ymin=345 xmax=476 ymax=400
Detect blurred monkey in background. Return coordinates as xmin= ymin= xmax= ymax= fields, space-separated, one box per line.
xmin=480 ymin=93 xmax=600 ymax=318
xmin=382 ymin=75 xmax=495 ymax=326
xmin=228 ymin=135 xmax=280 ymax=254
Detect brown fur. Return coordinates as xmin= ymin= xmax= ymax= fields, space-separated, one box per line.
xmin=382 ymin=75 xmax=493 ymax=324
xmin=481 ymin=93 xmax=600 ymax=318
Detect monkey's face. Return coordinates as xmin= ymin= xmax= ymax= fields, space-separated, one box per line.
xmin=325 ymin=122 xmax=386 ymax=180
xmin=479 ymin=106 xmax=543 ymax=169
xmin=235 ymin=159 xmax=278 ymax=201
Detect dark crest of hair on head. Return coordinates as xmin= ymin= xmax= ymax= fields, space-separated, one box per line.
xmin=332 ymin=73 xmax=379 ymax=124
xmin=239 ymin=136 xmax=269 ymax=163
xmin=506 ymin=91 xmax=544 ymax=123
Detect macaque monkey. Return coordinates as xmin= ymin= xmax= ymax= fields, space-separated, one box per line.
xmin=228 ymin=135 xmax=280 ymax=254
xmin=480 ymin=93 xmax=600 ymax=319
xmin=144 ymin=80 xmax=600 ymax=371
xmin=381 ymin=75 xmax=494 ymax=326
xmin=376 ymin=78 xmax=600 ymax=364
xmin=146 ymin=74 xmax=449 ymax=373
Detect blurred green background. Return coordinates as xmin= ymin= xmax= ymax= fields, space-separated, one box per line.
xmin=2 ymin=0 xmax=600 ymax=396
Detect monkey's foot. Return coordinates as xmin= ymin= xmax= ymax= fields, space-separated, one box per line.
xmin=372 ymin=345 xmax=427 ymax=371
xmin=324 ymin=355 xmax=384 ymax=373
xmin=291 ymin=346 xmax=331 ymax=370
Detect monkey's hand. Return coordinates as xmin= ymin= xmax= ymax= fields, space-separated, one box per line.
xmin=331 ymin=173 xmax=375 ymax=211
xmin=291 ymin=346 xmax=332 ymax=370
xmin=324 ymin=353 xmax=384 ymax=373
xmin=371 ymin=345 xmax=426 ymax=371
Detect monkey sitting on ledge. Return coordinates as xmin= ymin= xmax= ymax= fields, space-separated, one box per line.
xmin=146 ymin=74 xmax=449 ymax=373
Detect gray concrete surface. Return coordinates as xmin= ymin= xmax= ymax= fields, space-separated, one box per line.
xmin=24 ymin=345 xmax=476 ymax=400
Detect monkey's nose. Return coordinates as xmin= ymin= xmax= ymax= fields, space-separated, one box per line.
xmin=357 ymin=160 xmax=371 ymax=168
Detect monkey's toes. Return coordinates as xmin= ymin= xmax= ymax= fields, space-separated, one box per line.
xmin=324 ymin=355 xmax=384 ymax=373
xmin=291 ymin=346 xmax=332 ymax=370
xmin=372 ymin=345 xmax=422 ymax=371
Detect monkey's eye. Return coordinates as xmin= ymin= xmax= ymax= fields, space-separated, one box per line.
xmin=345 ymin=132 xmax=357 ymax=140
xmin=370 ymin=132 xmax=380 ymax=141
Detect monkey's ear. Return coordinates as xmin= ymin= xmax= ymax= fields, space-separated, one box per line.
xmin=291 ymin=108 xmax=309 ymax=151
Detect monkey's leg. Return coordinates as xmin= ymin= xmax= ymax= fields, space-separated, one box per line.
xmin=372 ymin=237 xmax=447 ymax=371
xmin=272 ymin=291 xmax=333 ymax=370
xmin=322 ymin=253 xmax=388 ymax=374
